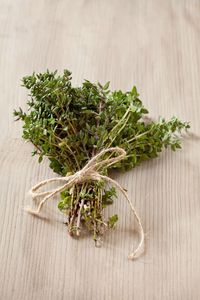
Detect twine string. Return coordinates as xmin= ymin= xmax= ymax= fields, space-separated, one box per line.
xmin=26 ymin=147 xmax=144 ymax=260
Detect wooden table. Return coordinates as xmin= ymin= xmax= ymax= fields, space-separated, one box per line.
xmin=0 ymin=1 xmax=199 ymax=299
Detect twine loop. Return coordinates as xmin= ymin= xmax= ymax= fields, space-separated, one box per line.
xmin=26 ymin=147 xmax=144 ymax=260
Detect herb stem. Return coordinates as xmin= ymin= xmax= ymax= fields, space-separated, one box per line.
xmin=76 ymin=198 xmax=85 ymax=236
xmin=126 ymin=129 xmax=152 ymax=143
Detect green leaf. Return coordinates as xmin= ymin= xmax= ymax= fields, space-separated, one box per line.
xmin=108 ymin=214 xmax=118 ymax=228
xmin=103 ymin=81 xmax=110 ymax=90
xmin=38 ymin=155 xmax=43 ymax=163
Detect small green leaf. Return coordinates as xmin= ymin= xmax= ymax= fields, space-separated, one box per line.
xmin=103 ymin=81 xmax=110 ymax=90
xmin=38 ymin=155 xmax=43 ymax=163
xmin=108 ymin=214 xmax=118 ymax=229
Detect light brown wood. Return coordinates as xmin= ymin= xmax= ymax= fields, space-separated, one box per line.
xmin=0 ymin=0 xmax=200 ymax=299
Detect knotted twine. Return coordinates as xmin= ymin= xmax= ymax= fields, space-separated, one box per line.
xmin=26 ymin=147 xmax=144 ymax=260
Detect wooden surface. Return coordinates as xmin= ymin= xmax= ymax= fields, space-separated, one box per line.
xmin=0 ymin=0 xmax=200 ymax=299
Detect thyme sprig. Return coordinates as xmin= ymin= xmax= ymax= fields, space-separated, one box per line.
xmin=14 ymin=70 xmax=189 ymax=242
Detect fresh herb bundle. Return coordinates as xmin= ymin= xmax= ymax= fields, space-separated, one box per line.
xmin=14 ymin=70 xmax=189 ymax=251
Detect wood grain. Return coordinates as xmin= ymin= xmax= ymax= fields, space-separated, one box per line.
xmin=0 ymin=0 xmax=200 ymax=299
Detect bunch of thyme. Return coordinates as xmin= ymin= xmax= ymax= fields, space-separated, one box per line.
xmin=14 ymin=70 xmax=189 ymax=244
